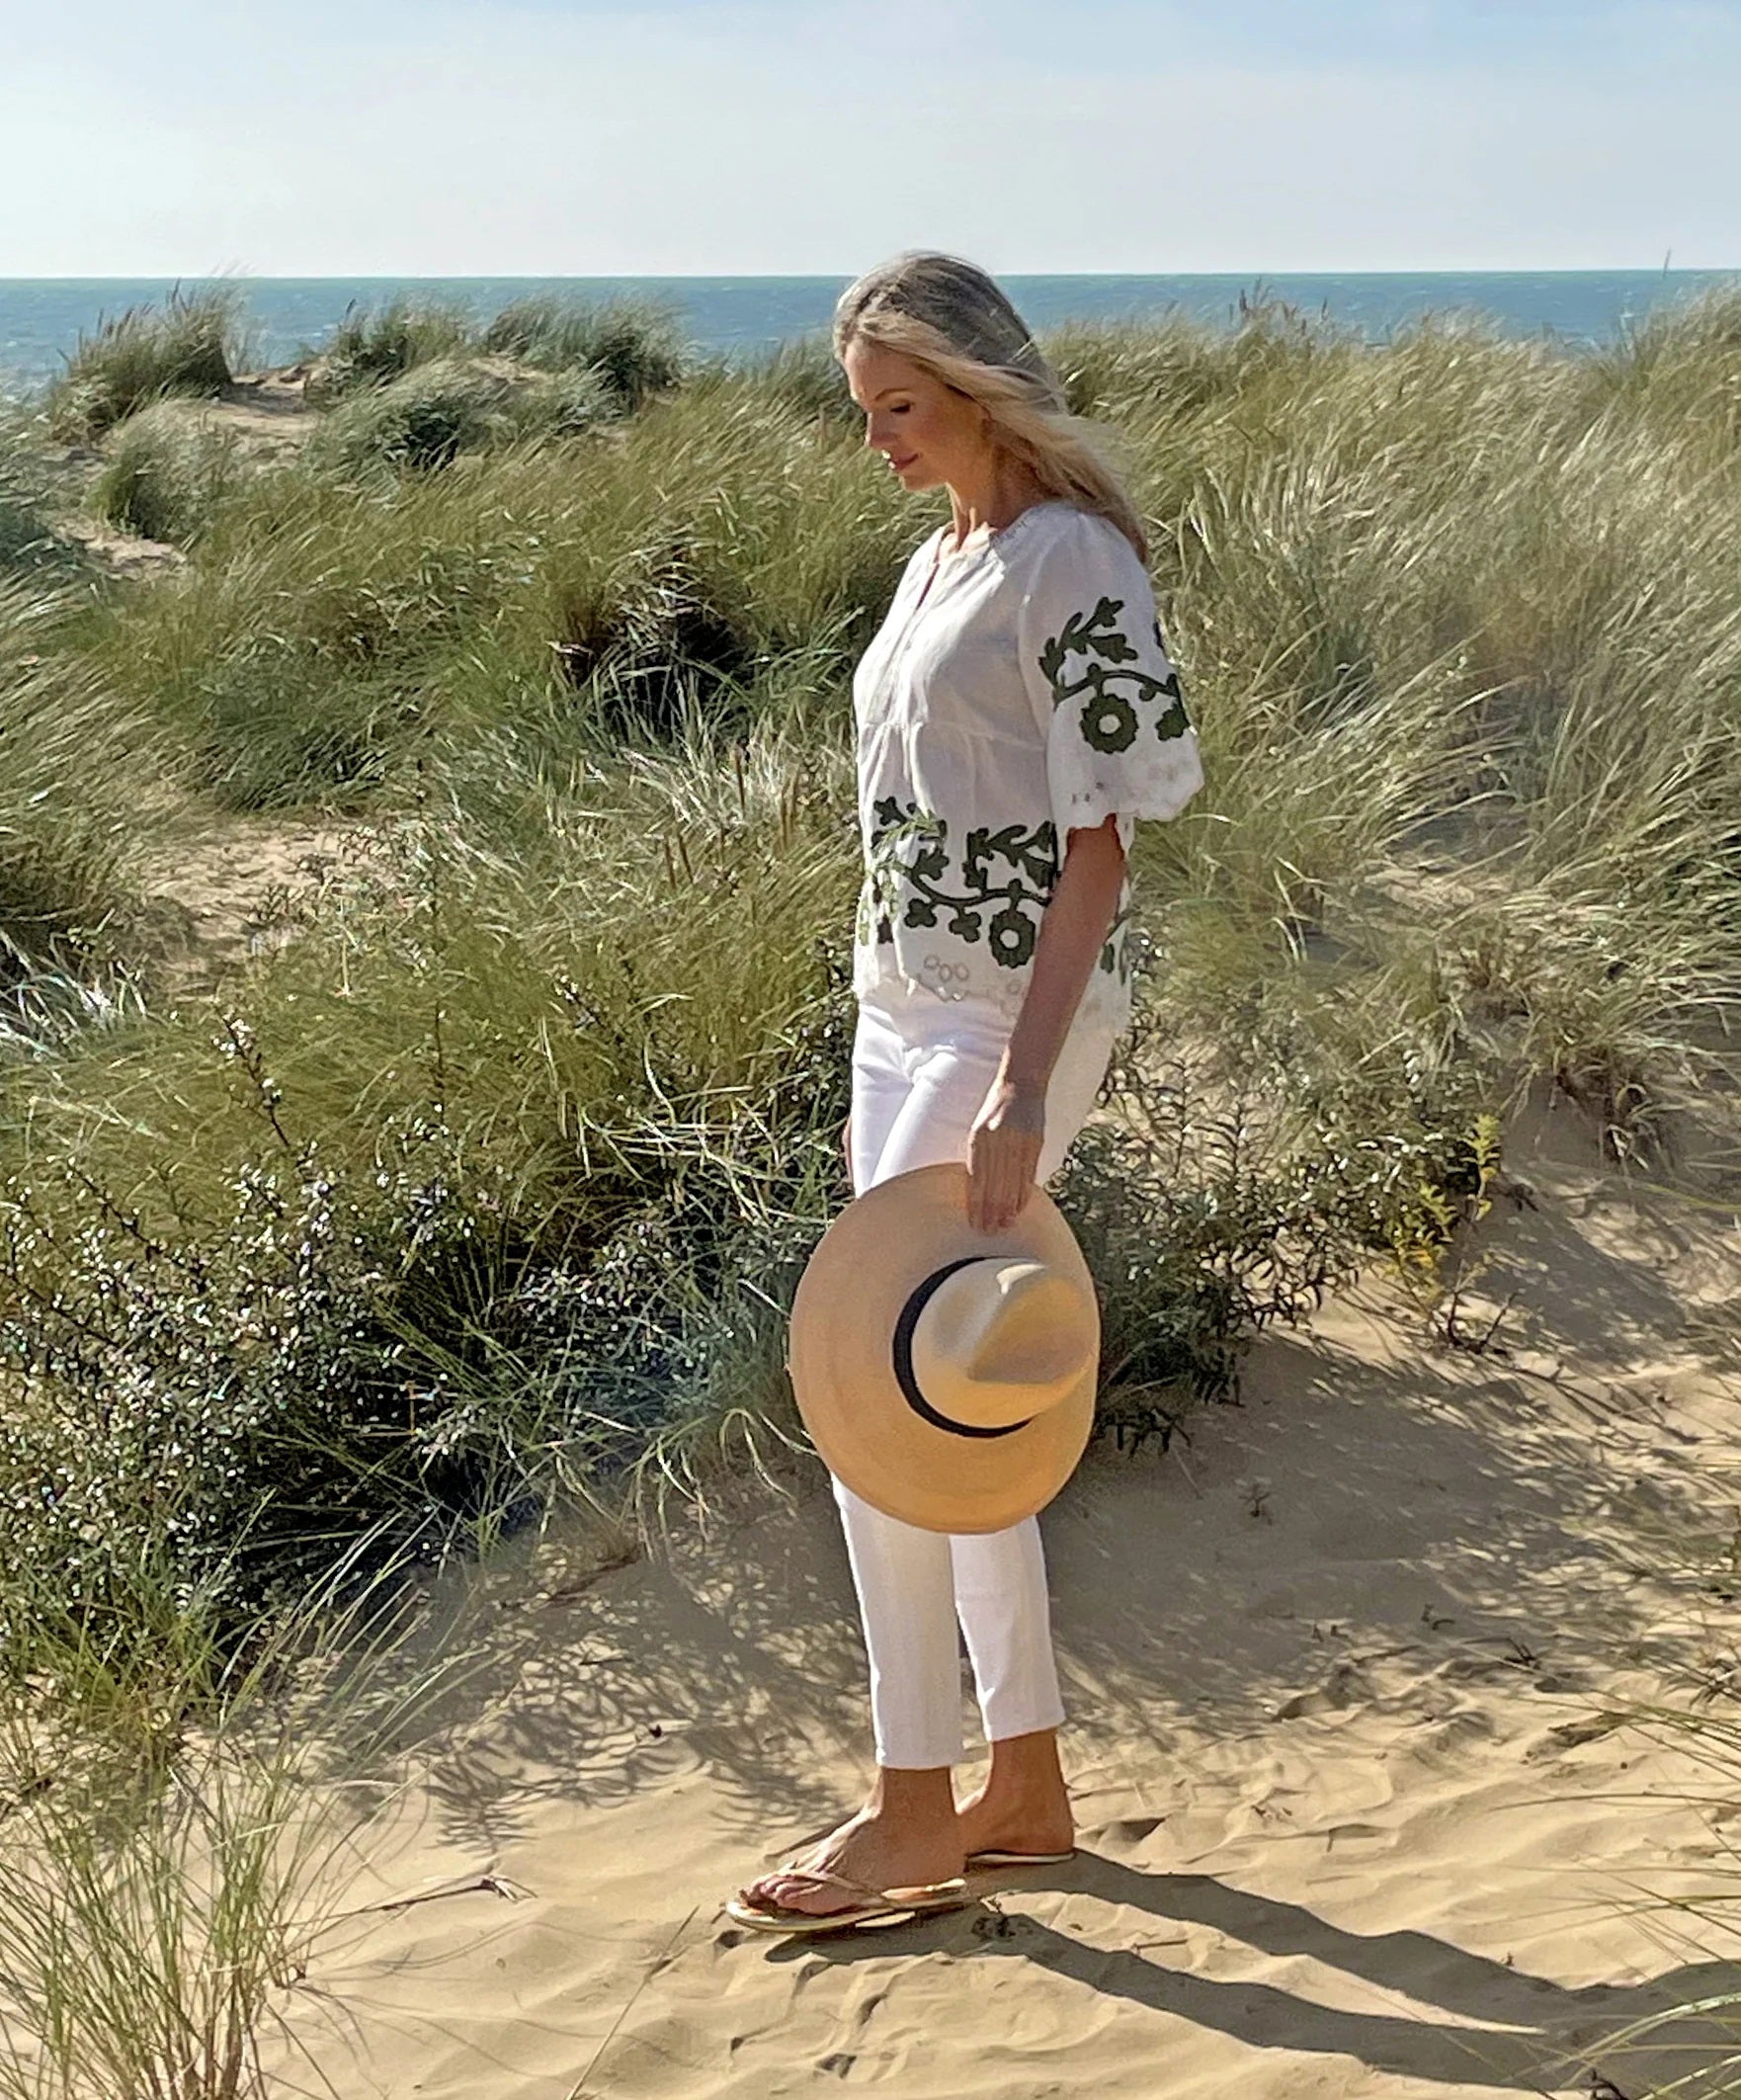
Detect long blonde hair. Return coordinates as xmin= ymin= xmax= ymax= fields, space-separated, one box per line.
xmin=832 ymin=250 xmax=1149 ymax=564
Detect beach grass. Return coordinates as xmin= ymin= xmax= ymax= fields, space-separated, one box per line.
xmin=299 ymin=293 xmax=478 ymax=403
xmin=0 ymin=578 xmax=183 ymax=1004
xmin=303 ymin=355 xmax=617 ymax=477
xmin=91 ymin=401 xmax=244 ymax=546
xmin=44 ymin=285 xmax=245 ymax=444
xmin=1 ymin=287 xmax=1740 ymax=2076
xmin=0 ymin=1538 xmax=480 ymax=2100
xmin=301 ymin=289 xmax=692 ymax=414
xmin=0 ymin=426 xmax=84 ymax=576
xmin=477 ymin=290 xmax=690 ymax=408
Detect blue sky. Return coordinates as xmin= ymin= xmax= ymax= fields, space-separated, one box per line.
xmin=1 ymin=0 xmax=1736 ymax=273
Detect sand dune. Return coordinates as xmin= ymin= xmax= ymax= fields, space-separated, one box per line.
xmin=265 ymin=1098 xmax=1741 ymax=2099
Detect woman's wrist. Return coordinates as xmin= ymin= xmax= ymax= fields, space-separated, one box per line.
xmin=995 ymin=1046 xmax=1053 ymax=1101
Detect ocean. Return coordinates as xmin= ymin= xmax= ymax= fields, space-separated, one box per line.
xmin=2 ymin=271 xmax=1737 ymax=397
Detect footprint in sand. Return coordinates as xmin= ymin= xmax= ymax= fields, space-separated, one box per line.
xmin=1089 ymin=1813 xmax=1168 ymax=1857
xmin=1271 ymin=1658 xmax=1376 ymax=1720
xmin=1320 ymin=1819 xmax=1398 ymax=1853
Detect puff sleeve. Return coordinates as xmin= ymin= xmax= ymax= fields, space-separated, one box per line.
xmin=1017 ymin=510 xmax=1204 ymax=859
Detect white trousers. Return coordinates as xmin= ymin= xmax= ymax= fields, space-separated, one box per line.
xmin=839 ymin=975 xmax=1119 ymax=1769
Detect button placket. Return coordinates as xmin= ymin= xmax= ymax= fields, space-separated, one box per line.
xmin=859 ymin=507 xmax=1065 ymax=1013
xmin=868 ymin=536 xmax=946 ymax=721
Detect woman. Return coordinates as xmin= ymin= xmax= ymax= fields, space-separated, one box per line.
xmin=735 ymin=252 xmax=1204 ymax=1926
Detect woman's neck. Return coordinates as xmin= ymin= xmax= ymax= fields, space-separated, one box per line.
xmin=945 ymin=455 xmax=1049 ymax=549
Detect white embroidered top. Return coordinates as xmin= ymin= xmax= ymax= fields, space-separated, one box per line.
xmin=852 ymin=497 xmax=1205 ymax=1035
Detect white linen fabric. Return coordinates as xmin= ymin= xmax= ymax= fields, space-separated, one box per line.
xmin=840 ymin=971 xmax=1121 ymax=1767
xmin=852 ymin=497 xmax=1205 ymax=1036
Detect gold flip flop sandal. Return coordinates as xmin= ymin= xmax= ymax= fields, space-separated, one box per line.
xmin=725 ymin=1868 xmax=971 ymax=1936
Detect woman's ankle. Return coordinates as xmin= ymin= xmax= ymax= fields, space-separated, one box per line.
xmin=984 ymin=1728 xmax=1066 ymax=1794
xmin=869 ymin=1763 xmax=963 ymax=1837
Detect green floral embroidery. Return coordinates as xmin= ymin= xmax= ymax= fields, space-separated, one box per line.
xmin=962 ymin=818 xmax=1057 ymax=896
xmin=860 ymin=796 xmax=1057 ymax=970
xmin=857 ymin=799 xmax=948 ymax=948
xmin=1150 ymin=618 xmax=1192 ymax=740
xmin=1029 ymin=590 xmax=1191 ymax=993
xmin=858 ymin=793 xmax=1140 ymax=990
xmin=1037 ymin=596 xmax=1191 ymax=751
xmin=1083 ymin=693 xmax=1138 ymax=754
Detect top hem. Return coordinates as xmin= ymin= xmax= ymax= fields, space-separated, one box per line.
xmin=854 ymin=960 xmax=1132 ymax=1036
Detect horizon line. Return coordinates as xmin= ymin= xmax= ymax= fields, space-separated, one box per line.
xmin=3 ymin=265 xmax=1740 ymax=283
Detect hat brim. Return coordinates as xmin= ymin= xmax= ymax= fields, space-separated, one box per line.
xmin=788 ymin=1162 xmax=1099 ymax=1534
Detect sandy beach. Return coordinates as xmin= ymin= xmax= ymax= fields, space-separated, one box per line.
xmin=252 ymin=1091 xmax=1741 ymax=2100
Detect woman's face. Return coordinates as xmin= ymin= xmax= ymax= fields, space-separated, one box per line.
xmin=841 ymin=339 xmax=990 ymax=495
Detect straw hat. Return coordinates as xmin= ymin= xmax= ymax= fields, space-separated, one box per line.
xmin=787 ymin=1162 xmax=1101 ymax=1534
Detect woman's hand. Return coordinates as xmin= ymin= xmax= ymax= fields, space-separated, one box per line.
xmin=965 ymin=1075 xmax=1046 ymax=1232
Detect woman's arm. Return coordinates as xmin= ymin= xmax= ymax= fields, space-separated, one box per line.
xmin=1002 ymin=815 xmax=1125 ymax=1094
xmin=963 ymin=814 xmax=1124 ymax=1231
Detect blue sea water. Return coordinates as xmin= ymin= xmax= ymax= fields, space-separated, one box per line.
xmin=2 ymin=271 xmax=1737 ymax=398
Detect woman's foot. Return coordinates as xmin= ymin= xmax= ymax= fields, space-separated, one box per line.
xmin=954 ymin=1727 xmax=1075 ymax=1860
xmin=737 ymin=1768 xmax=965 ymax=1920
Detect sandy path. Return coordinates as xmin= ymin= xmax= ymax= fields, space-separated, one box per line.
xmin=265 ymin=1102 xmax=1741 ymax=2100
xmin=133 ymin=811 xmax=386 ymax=1003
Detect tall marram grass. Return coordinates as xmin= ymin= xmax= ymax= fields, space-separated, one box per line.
xmin=69 ymin=380 xmax=915 ymax=807
xmin=0 ymin=580 xmax=185 ymax=1000
xmin=299 ymin=293 xmax=476 ymax=404
xmin=302 ymin=290 xmax=690 ymax=411
xmin=91 ymin=402 xmax=243 ymax=545
xmin=0 ymin=423 xmax=80 ymax=575
xmin=7 ymin=280 xmax=1741 ymax=1675
xmin=478 ymin=290 xmax=690 ymax=407
xmin=0 ymin=1541 xmax=482 ymax=2100
xmin=45 ymin=285 xmax=244 ymax=443
xmin=303 ymin=356 xmax=615 ymax=476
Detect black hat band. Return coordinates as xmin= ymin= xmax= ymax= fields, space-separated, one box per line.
xmin=890 ymin=1257 xmax=1034 ymax=1442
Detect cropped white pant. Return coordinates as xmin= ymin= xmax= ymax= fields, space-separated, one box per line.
xmin=839 ymin=975 xmax=1119 ymax=1769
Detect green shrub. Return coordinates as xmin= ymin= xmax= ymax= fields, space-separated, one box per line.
xmin=1060 ymin=1050 xmax=1494 ymax=1453
xmin=0 ymin=421 xmax=82 ymax=574
xmin=0 ymin=1090 xmax=531 ymax=1679
xmin=305 ymin=356 xmax=615 ymax=477
xmin=302 ymin=294 xmax=476 ymax=404
xmin=479 ymin=292 xmax=690 ymax=408
xmin=0 ymin=584 xmax=176 ymax=1001
xmin=91 ymin=401 xmax=241 ymax=544
xmin=45 ymin=286 xmax=241 ymax=442
xmin=0 ymin=901 xmax=855 ymax=1686
xmin=306 ymin=356 xmax=511 ymax=473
